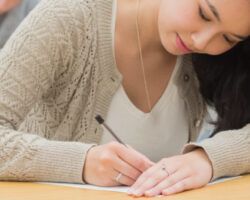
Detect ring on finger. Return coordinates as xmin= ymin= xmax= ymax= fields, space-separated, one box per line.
xmin=115 ymin=173 xmax=123 ymax=183
xmin=161 ymin=164 xmax=170 ymax=177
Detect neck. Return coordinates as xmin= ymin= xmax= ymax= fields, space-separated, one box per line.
xmin=116 ymin=0 xmax=175 ymax=61
xmin=136 ymin=0 xmax=162 ymax=50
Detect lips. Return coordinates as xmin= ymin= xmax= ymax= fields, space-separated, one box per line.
xmin=176 ymin=34 xmax=192 ymax=53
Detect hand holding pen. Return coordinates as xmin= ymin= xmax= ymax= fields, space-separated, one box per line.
xmin=82 ymin=115 xmax=154 ymax=187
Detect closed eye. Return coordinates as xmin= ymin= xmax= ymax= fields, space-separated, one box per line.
xmin=199 ymin=6 xmax=211 ymax=22
xmin=223 ymin=35 xmax=236 ymax=45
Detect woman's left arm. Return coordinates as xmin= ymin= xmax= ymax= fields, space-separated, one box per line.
xmin=129 ymin=124 xmax=250 ymax=197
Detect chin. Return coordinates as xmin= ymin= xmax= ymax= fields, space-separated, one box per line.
xmin=161 ymin=39 xmax=180 ymax=56
xmin=163 ymin=45 xmax=185 ymax=56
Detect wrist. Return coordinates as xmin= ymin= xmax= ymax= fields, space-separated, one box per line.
xmin=82 ymin=144 xmax=97 ymax=183
xmin=193 ymin=148 xmax=213 ymax=180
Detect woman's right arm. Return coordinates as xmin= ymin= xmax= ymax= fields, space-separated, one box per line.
xmin=0 ymin=0 xmax=96 ymax=184
xmin=0 ymin=0 xmax=154 ymax=184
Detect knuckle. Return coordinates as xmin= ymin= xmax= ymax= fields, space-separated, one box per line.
xmin=108 ymin=141 xmax=119 ymax=149
xmin=154 ymin=175 xmax=163 ymax=183
xmin=99 ymin=153 xmax=112 ymax=165
xmin=167 ymin=177 xmax=175 ymax=186
xmin=125 ymin=178 xmax=135 ymax=186
xmin=169 ymin=176 xmax=177 ymax=184
xmin=153 ymin=172 xmax=165 ymax=182
xmin=133 ymin=171 xmax=142 ymax=179
xmin=138 ymin=160 xmax=146 ymax=171
xmin=108 ymin=142 xmax=125 ymax=153
xmin=137 ymin=159 xmax=147 ymax=170
xmin=128 ymin=169 xmax=141 ymax=180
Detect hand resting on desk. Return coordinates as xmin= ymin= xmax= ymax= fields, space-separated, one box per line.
xmin=128 ymin=148 xmax=213 ymax=197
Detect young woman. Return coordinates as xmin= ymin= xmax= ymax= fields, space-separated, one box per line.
xmin=0 ymin=0 xmax=40 ymax=48
xmin=0 ymin=0 xmax=249 ymax=197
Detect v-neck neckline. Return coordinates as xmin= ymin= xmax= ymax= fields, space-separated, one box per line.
xmin=119 ymin=56 xmax=182 ymax=117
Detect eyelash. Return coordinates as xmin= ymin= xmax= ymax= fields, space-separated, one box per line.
xmin=223 ymin=35 xmax=236 ymax=45
xmin=198 ymin=6 xmax=236 ymax=45
xmin=199 ymin=6 xmax=211 ymax=22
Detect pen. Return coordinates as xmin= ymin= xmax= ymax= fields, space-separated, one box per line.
xmin=95 ymin=115 xmax=127 ymax=146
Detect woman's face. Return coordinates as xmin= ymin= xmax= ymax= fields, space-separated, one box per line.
xmin=0 ymin=0 xmax=21 ymax=14
xmin=158 ymin=0 xmax=250 ymax=55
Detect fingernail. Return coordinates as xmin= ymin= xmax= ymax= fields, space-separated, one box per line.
xmin=127 ymin=189 xmax=132 ymax=195
xmin=132 ymin=190 xmax=142 ymax=196
xmin=144 ymin=191 xmax=152 ymax=196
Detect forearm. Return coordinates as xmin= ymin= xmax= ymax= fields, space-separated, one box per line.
xmin=183 ymin=124 xmax=250 ymax=180
xmin=0 ymin=125 xmax=95 ymax=183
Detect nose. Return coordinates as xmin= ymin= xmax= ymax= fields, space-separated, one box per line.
xmin=191 ymin=28 xmax=217 ymax=51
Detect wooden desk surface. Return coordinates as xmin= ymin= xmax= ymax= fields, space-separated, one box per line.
xmin=0 ymin=176 xmax=249 ymax=200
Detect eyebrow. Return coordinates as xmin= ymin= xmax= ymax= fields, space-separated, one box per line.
xmin=204 ymin=0 xmax=248 ymax=41
xmin=204 ymin=0 xmax=221 ymax=22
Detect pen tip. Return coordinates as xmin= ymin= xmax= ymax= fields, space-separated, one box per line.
xmin=95 ymin=115 xmax=104 ymax=124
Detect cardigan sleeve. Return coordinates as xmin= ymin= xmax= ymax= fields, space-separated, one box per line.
xmin=0 ymin=0 xmax=95 ymax=183
xmin=183 ymin=124 xmax=250 ymax=181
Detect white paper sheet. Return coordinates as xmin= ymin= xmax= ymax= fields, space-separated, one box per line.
xmin=38 ymin=176 xmax=241 ymax=193
xmin=208 ymin=176 xmax=241 ymax=185
xmin=39 ymin=182 xmax=129 ymax=193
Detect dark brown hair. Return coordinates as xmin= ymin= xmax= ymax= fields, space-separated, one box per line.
xmin=192 ymin=38 xmax=250 ymax=136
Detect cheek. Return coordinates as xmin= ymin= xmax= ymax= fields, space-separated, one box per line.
xmin=205 ymin=36 xmax=237 ymax=55
xmin=158 ymin=3 xmax=197 ymax=35
xmin=206 ymin=45 xmax=232 ymax=55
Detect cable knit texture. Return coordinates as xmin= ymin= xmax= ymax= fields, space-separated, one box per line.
xmin=0 ymin=0 xmax=103 ymax=183
xmin=0 ymin=0 xmax=249 ymax=183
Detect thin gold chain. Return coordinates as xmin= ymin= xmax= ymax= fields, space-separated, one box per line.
xmin=135 ymin=0 xmax=152 ymax=111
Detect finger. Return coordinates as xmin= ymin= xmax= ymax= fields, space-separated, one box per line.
xmin=112 ymin=170 xmax=135 ymax=186
xmin=161 ymin=177 xmax=193 ymax=196
xmin=116 ymin=144 xmax=154 ymax=172
xmin=131 ymin=166 xmax=169 ymax=197
xmin=144 ymin=169 xmax=189 ymax=197
xmin=130 ymin=160 xmax=176 ymax=192
xmin=129 ymin=163 xmax=160 ymax=192
xmin=112 ymin=156 xmax=142 ymax=181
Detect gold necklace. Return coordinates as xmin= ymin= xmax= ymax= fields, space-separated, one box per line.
xmin=135 ymin=0 xmax=152 ymax=112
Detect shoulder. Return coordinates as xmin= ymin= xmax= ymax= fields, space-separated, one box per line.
xmin=26 ymin=0 xmax=97 ymax=25
xmin=40 ymin=0 xmax=97 ymax=14
xmin=19 ymin=0 xmax=99 ymax=40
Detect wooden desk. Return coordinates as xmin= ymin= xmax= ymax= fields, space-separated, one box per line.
xmin=0 ymin=176 xmax=249 ymax=200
